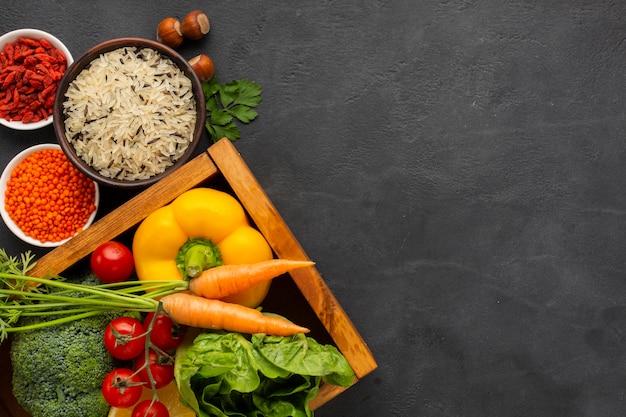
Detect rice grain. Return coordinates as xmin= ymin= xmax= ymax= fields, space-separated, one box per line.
xmin=62 ymin=46 xmax=197 ymax=181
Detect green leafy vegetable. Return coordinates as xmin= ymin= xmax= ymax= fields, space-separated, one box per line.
xmin=203 ymin=77 xmax=262 ymax=143
xmin=175 ymin=330 xmax=355 ymax=417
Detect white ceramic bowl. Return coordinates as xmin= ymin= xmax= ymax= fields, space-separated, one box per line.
xmin=0 ymin=143 xmax=99 ymax=247
xmin=0 ymin=29 xmax=73 ymax=130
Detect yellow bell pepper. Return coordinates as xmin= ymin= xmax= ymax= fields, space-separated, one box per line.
xmin=132 ymin=187 xmax=273 ymax=308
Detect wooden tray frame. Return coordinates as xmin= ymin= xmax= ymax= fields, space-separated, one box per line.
xmin=0 ymin=138 xmax=377 ymax=416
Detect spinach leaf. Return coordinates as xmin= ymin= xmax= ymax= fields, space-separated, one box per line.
xmin=175 ymin=330 xmax=354 ymax=417
xmin=252 ymin=334 xmax=356 ymax=387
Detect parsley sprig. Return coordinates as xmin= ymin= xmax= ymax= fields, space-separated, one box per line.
xmin=202 ymin=77 xmax=262 ymax=143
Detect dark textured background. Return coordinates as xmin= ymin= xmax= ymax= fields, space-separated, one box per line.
xmin=2 ymin=1 xmax=626 ymax=416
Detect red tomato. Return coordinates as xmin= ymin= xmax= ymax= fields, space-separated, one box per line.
xmin=134 ymin=349 xmax=175 ymax=389
xmin=102 ymin=368 xmax=144 ymax=408
xmin=131 ymin=400 xmax=170 ymax=417
xmin=104 ymin=317 xmax=146 ymax=360
xmin=143 ymin=312 xmax=187 ymax=351
xmin=91 ymin=241 xmax=135 ymax=283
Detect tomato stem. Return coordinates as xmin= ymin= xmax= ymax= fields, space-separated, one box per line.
xmin=141 ymin=304 xmax=162 ymax=394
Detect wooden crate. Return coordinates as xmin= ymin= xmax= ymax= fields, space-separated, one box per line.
xmin=0 ymin=138 xmax=377 ymax=416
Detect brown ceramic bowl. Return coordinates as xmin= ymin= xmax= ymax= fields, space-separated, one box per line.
xmin=53 ymin=38 xmax=206 ymax=189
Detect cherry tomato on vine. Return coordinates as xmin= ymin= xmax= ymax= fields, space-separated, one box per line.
xmin=102 ymin=368 xmax=144 ymax=408
xmin=131 ymin=399 xmax=170 ymax=417
xmin=90 ymin=241 xmax=135 ymax=283
xmin=143 ymin=312 xmax=187 ymax=351
xmin=104 ymin=317 xmax=146 ymax=360
xmin=134 ymin=349 xmax=175 ymax=389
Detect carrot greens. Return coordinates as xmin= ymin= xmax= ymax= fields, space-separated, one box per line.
xmin=0 ymin=254 xmax=184 ymax=342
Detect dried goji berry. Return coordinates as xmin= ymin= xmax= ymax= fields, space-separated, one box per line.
xmin=43 ymin=75 xmax=54 ymax=88
xmin=33 ymin=53 xmax=57 ymax=63
xmin=20 ymin=37 xmax=41 ymax=48
xmin=5 ymin=44 xmax=14 ymax=63
xmin=35 ymin=63 xmax=49 ymax=74
xmin=2 ymin=71 xmax=16 ymax=89
xmin=30 ymin=80 xmax=43 ymax=90
xmin=51 ymin=49 xmax=66 ymax=63
xmin=21 ymin=111 xmax=34 ymax=123
xmin=44 ymin=95 xmax=54 ymax=109
xmin=0 ymin=37 xmax=67 ymax=123
xmin=23 ymin=55 xmax=36 ymax=66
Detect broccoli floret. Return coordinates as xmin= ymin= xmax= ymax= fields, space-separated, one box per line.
xmin=73 ymin=270 xmax=106 ymax=287
xmin=27 ymin=393 xmax=109 ymax=417
xmin=11 ymin=312 xmax=120 ymax=417
xmin=10 ymin=268 xmax=141 ymax=417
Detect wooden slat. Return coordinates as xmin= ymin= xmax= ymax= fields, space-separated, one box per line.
xmin=207 ymin=138 xmax=377 ymax=408
xmin=28 ymin=151 xmax=219 ymax=278
xmin=309 ymin=384 xmax=350 ymax=410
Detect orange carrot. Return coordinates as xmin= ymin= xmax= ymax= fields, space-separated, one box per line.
xmin=160 ymin=292 xmax=310 ymax=336
xmin=188 ymin=259 xmax=315 ymax=300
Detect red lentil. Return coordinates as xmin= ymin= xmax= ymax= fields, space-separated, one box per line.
xmin=4 ymin=149 xmax=96 ymax=243
xmin=0 ymin=37 xmax=68 ymax=123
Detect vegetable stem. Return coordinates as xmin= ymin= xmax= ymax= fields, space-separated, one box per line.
xmin=175 ymin=237 xmax=222 ymax=279
xmin=0 ymin=267 xmax=187 ymax=341
xmin=4 ymin=310 xmax=104 ymax=333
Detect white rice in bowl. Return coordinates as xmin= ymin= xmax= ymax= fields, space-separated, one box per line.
xmin=62 ymin=46 xmax=197 ymax=181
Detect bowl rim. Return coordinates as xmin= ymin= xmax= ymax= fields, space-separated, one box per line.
xmin=53 ymin=37 xmax=206 ymax=189
xmin=0 ymin=28 xmax=74 ymax=131
xmin=0 ymin=143 xmax=99 ymax=247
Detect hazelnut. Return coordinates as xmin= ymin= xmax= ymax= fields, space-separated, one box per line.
xmin=189 ymin=54 xmax=215 ymax=82
xmin=182 ymin=10 xmax=210 ymax=40
xmin=156 ymin=17 xmax=184 ymax=48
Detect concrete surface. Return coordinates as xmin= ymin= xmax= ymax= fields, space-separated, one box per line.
xmin=2 ymin=1 xmax=626 ymax=416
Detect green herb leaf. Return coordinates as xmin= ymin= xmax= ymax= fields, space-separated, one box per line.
xmin=228 ymin=105 xmax=258 ymax=123
xmin=206 ymin=121 xmax=241 ymax=142
xmin=219 ymin=85 xmax=237 ymax=108
xmin=202 ymin=77 xmax=262 ymax=143
xmin=230 ymin=79 xmax=262 ymax=107
xmin=202 ymin=77 xmax=221 ymax=98
xmin=210 ymin=109 xmax=233 ymax=126
xmin=205 ymin=95 xmax=219 ymax=112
